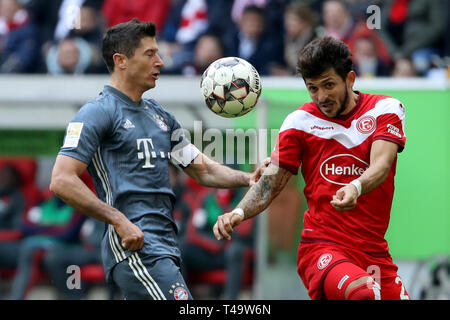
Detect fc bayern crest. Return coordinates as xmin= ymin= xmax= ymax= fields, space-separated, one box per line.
xmin=356 ymin=115 xmax=376 ymax=134
xmin=173 ymin=287 xmax=188 ymax=300
xmin=156 ymin=119 xmax=168 ymax=131
xmin=317 ymin=253 xmax=333 ymax=270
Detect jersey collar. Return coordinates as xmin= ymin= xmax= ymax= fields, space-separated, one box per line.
xmin=103 ymin=85 xmax=144 ymax=108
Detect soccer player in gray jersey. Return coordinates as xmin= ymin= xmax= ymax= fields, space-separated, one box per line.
xmin=50 ymin=19 xmax=268 ymax=300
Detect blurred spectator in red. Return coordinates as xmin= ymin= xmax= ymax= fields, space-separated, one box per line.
xmin=102 ymin=0 xmax=170 ymax=32
xmin=271 ymin=2 xmax=318 ymax=76
xmin=223 ymin=5 xmax=284 ymax=75
xmin=353 ymin=36 xmax=390 ymax=77
xmin=378 ymin=0 xmax=446 ymax=76
xmin=0 ymin=0 xmax=40 ymax=73
xmin=321 ymin=0 xmax=391 ymax=67
xmin=181 ymin=32 xmax=224 ymax=76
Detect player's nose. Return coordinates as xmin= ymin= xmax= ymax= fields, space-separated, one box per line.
xmin=317 ymin=89 xmax=328 ymax=104
xmin=155 ymin=53 xmax=164 ymax=68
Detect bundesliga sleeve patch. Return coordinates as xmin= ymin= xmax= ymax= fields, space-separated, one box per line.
xmin=63 ymin=122 xmax=84 ymax=148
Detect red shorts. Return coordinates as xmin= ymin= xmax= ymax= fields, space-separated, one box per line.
xmin=297 ymin=240 xmax=410 ymax=300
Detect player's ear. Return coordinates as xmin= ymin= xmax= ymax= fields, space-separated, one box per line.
xmin=113 ymin=53 xmax=127 ymax=70
xmin=346 ymin=70 xmax=356 ymax=88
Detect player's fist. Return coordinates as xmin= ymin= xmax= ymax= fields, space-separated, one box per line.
xmin=330 ymin=184 xmax=358 ymax=212
xmin=213 ymin=211 xmax=244 ymax=241
xmin=113 ymin=217 xmax=145 ymax=251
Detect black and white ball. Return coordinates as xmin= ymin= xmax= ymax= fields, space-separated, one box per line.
xmin=200 ymin=57 xmax=262 ymax=118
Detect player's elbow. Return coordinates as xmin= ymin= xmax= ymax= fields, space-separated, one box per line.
xmin=49 ymin=170 xmax=69 ymax=197
xmin=49 ymin=173 xmax=63 ymax=196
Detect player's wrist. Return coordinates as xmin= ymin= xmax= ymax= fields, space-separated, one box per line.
xmin=349 ymin=179 xmax=362 ymax=197
xmin=231 ymin=207 xmax=245 ymax=220
xmin=109 ymin=210 xmax=129 ymax=228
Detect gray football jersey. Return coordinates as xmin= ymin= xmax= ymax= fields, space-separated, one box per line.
xmin=59 ymin=85 xmax=199 ymax=281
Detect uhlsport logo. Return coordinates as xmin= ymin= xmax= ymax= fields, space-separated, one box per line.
xmin=317 ymin=253 xmax=333 ymax=270
xmin=356 ymin=115 xmax=376 ymax=134
xmin=320 ymin=154 xmax=369 ymax=186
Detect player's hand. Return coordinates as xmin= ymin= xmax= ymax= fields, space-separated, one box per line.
xmin=113 ymin=217 xmax=145 ymax=251
xmin=213 ymin=211 xmax=244 ymax=241
xmin=330 ymin=184 xmax=358 ymax=212
xmin=249 ymin=158 xmax=271 ymax=186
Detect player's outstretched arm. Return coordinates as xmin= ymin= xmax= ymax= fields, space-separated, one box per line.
xmin=183 ymin=153 xmax=270 ymax=188
xmin=213 ymin=163 xmax=292 ymax=240
xmin=331 ymin=139 xmax=399 ymax=212
xmin=50 ymin=155 xmax=144 ymax=251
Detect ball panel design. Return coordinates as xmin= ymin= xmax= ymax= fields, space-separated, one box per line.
xmin=200 ymin=57 xmax=262 ymax=118
xmin=201 ymin=76 xmax=213 ymax=97
xmin=213 ymin=66 xmax=233 ymax=86
xmin=223 ymin=100 xmax=244 ymax=115
xmin=213 ymin=85 xmax=226 ymax=100
xmin=242 ymin=91 xmax=258 ymax=108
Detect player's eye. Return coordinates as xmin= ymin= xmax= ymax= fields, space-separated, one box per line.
xmin=308 ymin=86 xmax=317 ymax=93
xmin=325 ymin=82 xmax=334 ymax=89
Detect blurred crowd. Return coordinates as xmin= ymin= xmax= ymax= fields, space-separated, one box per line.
xmin=0 ymin=0 xmax=448 ymax=78
xmin=0 ymin=158 xmax=269 ymax=300
xmin=0 ymin=159 xmax=106 ymax=299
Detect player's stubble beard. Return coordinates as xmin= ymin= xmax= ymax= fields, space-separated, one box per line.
xmin=317 ymin=88 xmax=349 ymax=118
xmin=334 ymin=89 xmax=349 ymax=118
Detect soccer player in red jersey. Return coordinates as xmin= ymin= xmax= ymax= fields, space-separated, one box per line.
xmin=213 ymin=36 xmax=411 ymax=300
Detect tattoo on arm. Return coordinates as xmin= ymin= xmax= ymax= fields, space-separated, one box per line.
xmin=238 ymin=164 xmax=292 ymax=220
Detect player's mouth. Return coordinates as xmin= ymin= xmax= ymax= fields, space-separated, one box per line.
xmin=320 ymin=102 xmax=335 ymax=111
xmin=151 ymin=72 xmax=160 ymax=80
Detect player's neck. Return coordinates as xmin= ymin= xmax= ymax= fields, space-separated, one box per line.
xmin=110 ymin=76 xmax=144 ymax=102
xmin=341 ymin=91 xmax=359 ymax=116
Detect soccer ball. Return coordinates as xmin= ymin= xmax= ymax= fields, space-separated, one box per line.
xmin=200 ymin=57 xmax=262 ymax=118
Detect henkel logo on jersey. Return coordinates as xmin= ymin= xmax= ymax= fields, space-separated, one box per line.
xmin=320 ymin=154 xmax=369 ymax=185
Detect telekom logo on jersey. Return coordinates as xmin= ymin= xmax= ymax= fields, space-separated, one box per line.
xmin=136 ymin=138 xmax=170 ymax=168
xmin=320 ymin=154 xmax=369 ymax=185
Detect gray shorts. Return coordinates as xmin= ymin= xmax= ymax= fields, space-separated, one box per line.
xmin=111 ymin=253 xmax=192 ymax=300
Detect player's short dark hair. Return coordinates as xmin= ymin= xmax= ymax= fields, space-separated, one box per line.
xmin=102 ymin=18 xmax=157 ymax=73
xmin=296 ymin=36 xmax=353 ymax=80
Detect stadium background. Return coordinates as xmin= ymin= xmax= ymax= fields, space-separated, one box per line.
xmin=0 ymin=0 xmax=449 ymax=300
xmin=1 ymin=75 xmax=448 ymax=299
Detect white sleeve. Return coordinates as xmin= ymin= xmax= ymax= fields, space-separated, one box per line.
xmin=170 ymin=140 xmax=201 ymax=168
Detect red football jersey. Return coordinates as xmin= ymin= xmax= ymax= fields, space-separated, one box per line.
xmin=271 ymin=92 xmax=406 ymax=254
